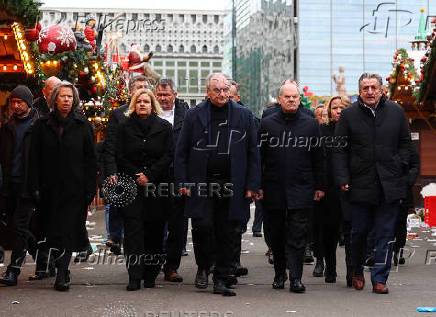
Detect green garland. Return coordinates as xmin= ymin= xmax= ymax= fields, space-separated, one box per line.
xmin=387 ymin=48 xmax=418 ymax=98
xmin=1 ymin=0 xmax=41 ymax=27
xmin=414 ymin=37 xmax=436 ymax=106
xmin=101 ymin=65 xmax=128 ymax=116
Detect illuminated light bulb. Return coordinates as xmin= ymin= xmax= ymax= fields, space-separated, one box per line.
xmin=405 ymin=86 xmax=409 ymax=90
xmin=28 ymin=69 xmax=33 ymax=74
xmin=3 ymin=35 xmax=7 ymax=40
xmin=47 ymin=61 xmax=51 ymax=65
xmin=53 ymin=61 xmax=58 ymax=65
xmin=26 ymin=63 xmax=31 ymax=69
xmin=13 ymin=65 xmax=17 ymax=70
xmin=21 ymin=44 xmax=26 ymax=50
xmin=397 ymin=86 xmax=401 ymax=90
xmin=2 ymin=65 xmax=6 ymax=71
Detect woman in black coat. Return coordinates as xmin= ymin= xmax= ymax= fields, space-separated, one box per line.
xmin=318 ymin=96 xmax=348 ymax=284
xmin=115 ymin=88 xmax=173 ymax=291
xmin=29 ymin=81 xmax=97 ymax=291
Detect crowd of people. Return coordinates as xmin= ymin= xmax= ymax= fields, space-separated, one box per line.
xmin=0 ymin=71 xmax=417 ymax=297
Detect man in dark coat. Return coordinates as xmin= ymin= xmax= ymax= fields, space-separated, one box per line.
xmin=175 ymin=73 xmax=261 ymax=296
xmin=103 ymin=75 xmax=149 ymax=253
xmin=32 ymin=76 xmax=61 ymax=117
xmin=262 ymin=80 xmax=314 ymax=119
xmin=0 ymin=85 xmax=40 ymax=286
xmin=334 ymin=73 xmax=411 ymax=294
xmin=259 ymin=83 xmax=325 ymax=293
xmin=155 ymin=78 xmax=190 ymax=283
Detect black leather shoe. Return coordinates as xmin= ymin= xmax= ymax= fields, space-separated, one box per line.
xmin=110 ymin=243 xmax=122 ymax=256
xmin=234 ymin=265 xmax=248 ymax=277
xmin=398 ymin=257 xmax=405 ymax=265
xmin=143 ymin=281 xmax=156 ymax=288
xmin=0 ymin=270 xmax=18 ymax=286
xmin=304 ymin=247 xmax=314 ymax=264
xmin=213 ymin=280 xmax=236 ymax=296
xmin=126 ymin=278 xmax=141 ymax=291
xmin=225 ymin=274 xmax=238 ymax=288
xmin=272 ymin=274 xmax=287 ymax=289
xmin=74 ymin=245 xmax=93 ymax=263
xmin=290 ymin=279 xmax=306 ymax=293
xmin=54 ymin=270 xmax=70 ymax=291
xmin=195 ymin=268 xmax=208 ymax=289
xmin=312 ymin=258 xmax=324 ymax=277
xmin=325 ymin=275 xmax=337 ymax=283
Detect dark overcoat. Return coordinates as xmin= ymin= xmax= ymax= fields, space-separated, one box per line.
xmin=333 ymin=95 xmax=411 ymax=205
xmin=29 ymin=111 xmax=97 ymax=251
xmin=259 ymin=108 xmax=325 ymax=210
xmin=174 ymin=99 xmax=261 ymax=223
xmin=116 ymin=112 xmax=174 ymax=220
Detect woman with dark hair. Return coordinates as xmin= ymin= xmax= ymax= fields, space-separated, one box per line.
xmin=316 ymin=96 xmax=348 ymax=284
xmin=115 ymin=88 xmax=173 ymax=291
xmin=29 ymin=81 xmax=97 ymax=291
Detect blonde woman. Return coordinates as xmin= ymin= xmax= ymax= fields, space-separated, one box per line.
xmin=116 ymin=88 xmax=174 ymax=291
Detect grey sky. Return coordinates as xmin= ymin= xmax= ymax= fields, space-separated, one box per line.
xmin=40 ymin=0 xmax=229 ymax=11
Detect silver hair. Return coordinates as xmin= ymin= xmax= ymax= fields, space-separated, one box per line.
xmin=279 ymin=83 xmax=300 ymax=96
xmin=128 ymin=75 xmax=150 ymax=93
xmin=206 ymin=73 xmax=230 ymax=88
xmin=358 ymin=73 xmax=383 ymax=90
xmin=49 ymin=81 xmax=80 ymax=112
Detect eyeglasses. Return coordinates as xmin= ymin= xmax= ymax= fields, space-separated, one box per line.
xmin=212 ymin=87 xmax=230 ymax=94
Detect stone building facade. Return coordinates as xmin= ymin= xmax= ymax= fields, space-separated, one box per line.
xmin=40 ymin=7 xmax=228 ymax=106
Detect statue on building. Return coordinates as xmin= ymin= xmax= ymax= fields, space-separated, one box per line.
xmin=84 ymin=15 xmax=97 ymax=53
xmin=332 ymin=65 xmax=347 ymax=96
xmin=128 ymin=42 xmax=159 ymax=85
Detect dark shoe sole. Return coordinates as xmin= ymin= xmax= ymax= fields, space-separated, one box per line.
xmin=234 ymin=267 xmax=248 ymax=277
xmin=54 ymin=283 xmax=70 ymax=291
xmin=164 ymin=276 xmax=183 ymax=283
xmin=290 ymin=288 xmax=305 ymax=293
xmin=195 ymin=283 xmax=208 ymax=289
xmin=272 ymin=282 xmax=285 ymax=289
xmin=213 ymin=289 xmax=236 ymax=296
xmin=0 ymin=280 xmax=17 ymax=286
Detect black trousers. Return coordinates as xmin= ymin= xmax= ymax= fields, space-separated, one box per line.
xmin=191 ymin=196 xmax=239 ymax=282
xmin=312 ymin=202 xmax=323 ymax=259
xmin=4 ymin=183 xmax=35 ymax=275
xmin=122 ymin=194 xmax=166 ymax=281
xmin=164 ymin=196 xmax=186 ymax=271
xmin=394 ymin=202 xmax=409 ymax=253
xmin=265 ymin=207 xmax=309 ymax=281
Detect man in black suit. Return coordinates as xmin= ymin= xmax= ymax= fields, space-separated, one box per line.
xmin=104 ymin=75 xmax=150 ymax=254
xmin=155 ymin=78 xmax=190 ymax=283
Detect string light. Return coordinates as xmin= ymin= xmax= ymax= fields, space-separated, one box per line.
xmin=11 ymin=22 xmax=33 ymax=74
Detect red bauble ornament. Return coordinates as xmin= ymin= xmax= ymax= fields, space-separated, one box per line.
xmin=37 ymin=25 xmax=76 ymax=54
xmin=36 ymin=22 xmax=42 ymax=32
xmin=91 ymin=86 xmax=98 ymax=94
xmin=25 ymin=28 xmax=39 ymax=41
xmin=421 ymin=57 xmax=427 ymax=63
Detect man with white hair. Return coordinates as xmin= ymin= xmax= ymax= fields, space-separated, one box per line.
xmin=175 ymin=73 xmax=261 ymax=296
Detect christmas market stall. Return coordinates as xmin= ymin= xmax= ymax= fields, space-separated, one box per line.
xmin=387 ymin=9 xmax=436 ymax=206
xmin=0 ymin=0 xmax=41 ymax=122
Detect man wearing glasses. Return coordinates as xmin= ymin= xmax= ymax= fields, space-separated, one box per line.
xmin=175 ymin=73 xmax=261 ymax=296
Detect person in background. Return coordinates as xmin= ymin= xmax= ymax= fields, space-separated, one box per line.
xmin=314 ymin=105 xmax=325 ymax=124
xmin=115 ymin=88 xmax=173 ymax=291
xmin=32 ymin=76 xmax=61 ymax=117
xmin=29 ymin=81 xmax=97 ymax=291
xmin=0 ymin=85 xmax=40 ymax=286
xmin=155 ymin=78 xmax=189 ymax=283
xmin=313 ymin=96 xmax=348 ymax=283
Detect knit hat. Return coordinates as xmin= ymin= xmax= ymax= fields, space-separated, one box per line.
xmin=10 ymin=85 xmax=33 ymax=108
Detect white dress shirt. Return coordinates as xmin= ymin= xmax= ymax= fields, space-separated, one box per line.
xmin=159 ymin=108 xmax=175 ymax=126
